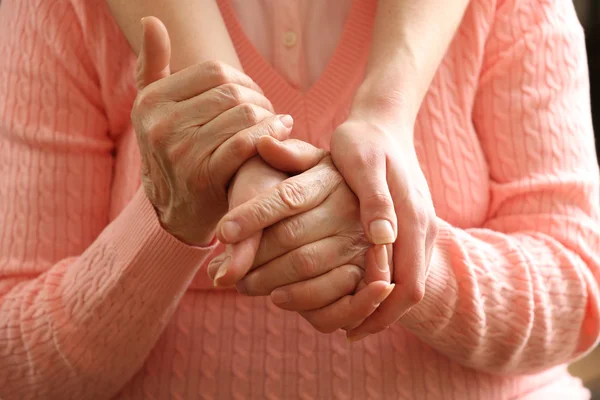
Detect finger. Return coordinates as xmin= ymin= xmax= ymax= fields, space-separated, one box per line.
xmin=207 ymin=253 xmax=227 ymax=280
xmin=173 ymin=84 xmax=275 ymax=129
xmin=213 ymin=231 xmax=262 ymax=287
xmin=363 ymin=244 xmax=392 ymax=284
xmin=209 ymin=114 xmax=293 ymax=186
xmin=257 ymin=137 xmax=328 ymax=174
xmin=270 ymin=265 xmax=363 ymax=311
xmin=237 ymin=235 xmax=364 ymax=296
xmin=252 ymin=192 xmax=352 ymax=267
xmin=137 ymin=17 xmax=171 ymax=90
xmin=341 ymin=151 xmax=397 ymax=245
xmin=342 ymin=318 xmax=365 ymax=332
xmin=347 ymin=219 xmax=428 ymax=339
xmin=300 ymin=282 xmax=394 ymax=334
xmin=147 ymin=60 xmax=262 ymax=102
xmin=216 ymin=158 xmax=343 ymax=244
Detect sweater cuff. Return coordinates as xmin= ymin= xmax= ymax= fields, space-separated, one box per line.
xmin=108 ymin=188 xmax=218 ymax=294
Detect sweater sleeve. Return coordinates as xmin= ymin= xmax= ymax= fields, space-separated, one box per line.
xmin=399 ymin=0 xmax=600 ymax=375
xmin=0 ymin=1 xmax=217 ymax=398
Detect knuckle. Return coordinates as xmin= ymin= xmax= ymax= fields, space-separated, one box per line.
xmin=291 ymin=246 xmax=319 ymax=278
xmin=262 ymin=118 xmax=280 ymax=138
xmin=205 ymin=60 xmax=230 ymax=84
xmin=228 ymin=132 xmax=254 ymax=159
xmin=407 ymin=285 xmax=425 ymax=305
xmin=249 ymin=200 xmax=278 ymax=227
xmin=331 ymin=125 xmax=355 ymax=147
xmin=339 ymin=265 xmax=363 ymax=290
xmin=146 ymin=118 xmax=171 ymax=149
xmin=354 ymin=148 xmax=380 ymax=169
xmin=277 ymin=181 xmax=306 ymax=211
xmin=343 ymin=232 xmax=370 ymax=256
xmin=365 ymin=192 xmax=394 ymax=211
xmin=277 ymin=217 xmax=304 ymax=246
xmin=133 ymin=88 xmax=160 ymax=115
xmin=238 ymin=103 xmax=261 ymax=125
xmin=221 ymin=83 xmax=244 ymax=105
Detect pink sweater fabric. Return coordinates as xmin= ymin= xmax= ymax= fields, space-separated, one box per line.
xmin=1 ymin=0 xmax=599 ymax=398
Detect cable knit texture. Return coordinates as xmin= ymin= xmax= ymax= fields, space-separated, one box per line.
xmin=0 ymin=0 xmax=599 ymax=398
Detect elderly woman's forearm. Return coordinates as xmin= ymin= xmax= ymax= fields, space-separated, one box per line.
xmin=0 ymin=4 xmax=221 ymax=397
xmin=396 ymin=0 xmax=600 ymax=374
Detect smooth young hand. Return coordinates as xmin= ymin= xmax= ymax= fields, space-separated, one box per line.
xmin=329 ymin=115 xmax=439 ymax=341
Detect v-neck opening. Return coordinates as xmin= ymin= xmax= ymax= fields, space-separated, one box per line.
xmin=216 ymin=0 xmax=376 ymax=120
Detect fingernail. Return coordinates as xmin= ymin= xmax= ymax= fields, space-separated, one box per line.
xmin=213 ymin=256 xmax=231 ymax=287
xmin=369 ymin=219 xmax=395 ymax=245
xmin=271 ymin=289 xmax=291 ymax=305
xmin=207 ymin=260 xmax=221 ymax=280
xmin=220 ymin=221 xmax=241 ymax=242
xmin=375 ymin=245 xmax=388 ymax=273
xmin=347 ymin=333 xmax=369 ymax=343
xmin=279 ymin=114 xmax=293 ymax=129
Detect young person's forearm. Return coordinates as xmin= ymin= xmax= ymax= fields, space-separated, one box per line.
xmin=106 ymin=0 xmax=241 ymax=72
xmin=354 ymin=0 xmax=470 ymax=124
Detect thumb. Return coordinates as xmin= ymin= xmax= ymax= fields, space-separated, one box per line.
xmin=334 ymin=148 xmax=397 ymax=245
xmin=136 ymin=16 xmax=171 ymax=90
xmin=256 ymin=137 xmax=327 ymax=174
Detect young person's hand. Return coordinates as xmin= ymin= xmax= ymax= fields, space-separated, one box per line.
xmin=330 ymin=111 xmax=438 ymax=341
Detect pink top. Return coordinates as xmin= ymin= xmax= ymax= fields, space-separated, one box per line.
xmin=231 ymin=0 xmax=354 ymax=91
xmin=1 ymin=0 xmax=599 ymax=399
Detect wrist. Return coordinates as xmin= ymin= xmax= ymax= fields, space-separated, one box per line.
xmin=159 ymin=210 xmax=218 ymax=248
xmin=352 ymin=76 xmax=418 ymax=129
xmin=348 ymin=89 xmax=415 ymax=145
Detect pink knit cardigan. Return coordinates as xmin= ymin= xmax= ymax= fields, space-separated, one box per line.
xmin=0 ymin=0 xmax=599 ymax=398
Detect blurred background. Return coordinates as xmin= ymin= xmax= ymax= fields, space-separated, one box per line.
xmin=575 ymin=0 xmax=599 ymax=157
xmin=571 ymin=3 xmax=600 ymax=398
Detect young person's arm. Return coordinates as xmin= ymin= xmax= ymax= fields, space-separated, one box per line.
xmin=330 ymin=0 xmax=472 ymax=292
xmin=106 ymin=0 xmax=242 ymax=71
xmin=354 ymin=0 xmax=471 ymax=124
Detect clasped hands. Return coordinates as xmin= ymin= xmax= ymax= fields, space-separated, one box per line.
xmin=133 ymin=17 xmax=437 ymax=342
xmin=208 ymin=121 xmax=437 ymax=341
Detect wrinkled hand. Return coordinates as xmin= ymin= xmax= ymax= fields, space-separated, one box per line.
xmin=207 ymin=138 xmax=331 ymax=287
xmin=214 ymin=138 xmax=394 ymax=333
xmin=331 ymin=115 xmax=438 ymax=341
xmin=208 ymin=156 xmax=288 ymax=286
xmin=131 ymin=17 xmax=292 ymax=246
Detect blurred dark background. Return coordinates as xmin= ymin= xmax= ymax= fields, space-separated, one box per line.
xmin=575 ymin=0 xmax=599 ymax=160
xmin=568 ymin=1 xmax=600 ymax=396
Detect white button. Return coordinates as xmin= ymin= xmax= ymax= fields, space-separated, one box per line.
xmin=283 ymin=31 xmax=297 ymax=48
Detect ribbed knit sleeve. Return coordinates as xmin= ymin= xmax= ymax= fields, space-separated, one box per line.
xmin=0 ymin=1 xmax=217 ymax=398
xmin=399 ymin=0 xmax=600 ymax=375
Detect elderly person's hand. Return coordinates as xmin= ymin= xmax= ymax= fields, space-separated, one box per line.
xmin=209 ymin=142 xmax=330 ymax=287
xmin=210 ymin=138 xmax=395 ymax=333
xmin=131 ymin=17 xmax=292 ymax=246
